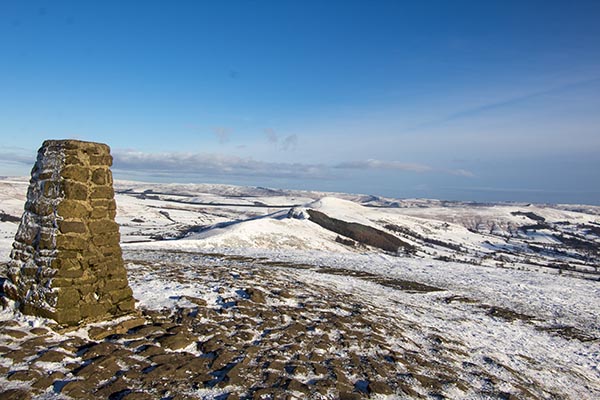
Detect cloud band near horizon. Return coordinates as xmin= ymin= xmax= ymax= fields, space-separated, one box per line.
xmin=0 ymin=148 xmax=473 ymax=180
xmin=111 ymin=150 xmax=473 ymax=179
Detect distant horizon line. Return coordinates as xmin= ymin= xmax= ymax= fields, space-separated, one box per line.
xmin=1 ymin=174 xmax=598 ymax=208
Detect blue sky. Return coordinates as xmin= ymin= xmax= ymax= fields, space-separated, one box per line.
xmin=1 ymin=1 xmax=599 ymax=204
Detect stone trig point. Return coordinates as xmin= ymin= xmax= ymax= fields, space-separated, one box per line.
xmin=4 ymin=140 xmax=134 ymax=325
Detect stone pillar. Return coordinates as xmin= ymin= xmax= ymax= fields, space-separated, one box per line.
xmin=5 ymin=140 xmax=134 ymax=325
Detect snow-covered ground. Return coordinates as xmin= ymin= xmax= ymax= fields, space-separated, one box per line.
xmin=1 ymin=177 xmax=599 ymax=399
xmin=125 ymin=248 xmax=600 ymax=399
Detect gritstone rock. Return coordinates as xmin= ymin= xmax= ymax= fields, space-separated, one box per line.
xmin=3 ymin=140 xmax=135 ymax=325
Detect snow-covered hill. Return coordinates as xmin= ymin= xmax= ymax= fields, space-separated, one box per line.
xmin=1 ymin=178 xmax=599 ymax=278
xmin=111 ymin=181 xmax=600 ymax=279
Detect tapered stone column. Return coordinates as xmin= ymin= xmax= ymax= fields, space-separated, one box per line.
xmin=5 ymin=140 xmax=134 ymax=325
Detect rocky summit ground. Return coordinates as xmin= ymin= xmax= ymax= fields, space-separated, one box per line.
xmin=1 ymin=249 xmax=598 ymax=399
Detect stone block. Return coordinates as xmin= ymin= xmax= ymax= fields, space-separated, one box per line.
xmin=21 ymin=303 xmax=54 ymax=320
xmin=117 ymin=298 xmax=135 ymax=312
xmin=94 ymin=264 xmax=115 ymax=278
xmin=61 ymin=165 xmax=89 ymax=182
xmin=76 ymin=271 xmax=97 ymax=286
xmin=42 ymin=181 xmax=60 ymax=197
xmin=90 ymin=186 xmax=114 ymax=199
xmin=57 ymin=200 xmax=90 ymax=219
xmin=90 ymin=199 xmax=109 ymax=208
xmin=58 ymin=220 xmax=87 ymax=234
xmin=51 ymin=277 xmax=73 ymax=287
xmin=92 ymin=233 xmax=120 ymax=247
xmin=92 ymin=168 xmax=109 ymax=185
xmin=55 ymin=250 xmax=82 ymax=261
xmin=60 ymin=140 xmax=109 ymax=153
xmin=62 ymin=180 xmax=88 ymax=201
xmin=102 ymin=278 xmax=129 ymax=292
xmin=53 ymin=308 xmax=81 ymax=325
xmin=85 ymin=255 xmax=102 ymax=267
xmin=110 ymin=287 xmax=133 ymax=303
xmin=21 ymin=266 xmax=39 ymax=277
xmin=56 ymin=288 xmax=81 ymax=307
xmin=65 ymin=154 xmax=86 ymax=166
xmin=27 ymin=200 xmax=54 ymax=216
xmin=56 ymin=235 xmax=87 ymax=251
xmin=38 ymin=233 xmax=55 ymax=250
xmin=89 ymin=154 xmax=113 ymax=166
xmin=94 ymin=262 xmax=126 ymax=279
xmin=78 ymin=284 xmax=95 ymax=296
xmin=90 ymin=207 xmax=109 ymax=219
xmin=38 ymin=171 xmax=53 ymax=180
xmin=54 ymin=266 xmax=83 ymax=279
xmin=14 ymin=217 xmax=36 ymax=245
xmin=39 ymin=267 xmax=55 ymax=278
xmin=89 ymin=220 xmax=118 ymax=235
xmin=80 ymin=303 xmax=107 ymax=320
xmin=99 ymin=246 xmax=122 ymax=258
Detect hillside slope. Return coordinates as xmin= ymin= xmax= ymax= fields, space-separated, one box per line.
xmin=1 ymin=177 xmax=599 ymax=399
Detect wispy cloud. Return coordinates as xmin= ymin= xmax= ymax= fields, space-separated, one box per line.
xmin=263 ymin=128 xmax=299 ymax=151
xmin=112 ymin=150 xmax=475 ymax=180
xmin=406 ymin=76 xmax=600 ymax=132
xmin=112 ymin=150 xmax=327 ymax=179
xmin=0 ymin=148 xmax=36 ymax=164
xmin=335 ymin=159 xmax=432 ymax=173
xmin=264 ymin=128 xmax=278 ymax=144
xmin=212 ymin=127 xmax=231 ymax=144
xmin=1 ymin=147 xmax=474 ymax=182
xmin=450 ymin=169 xmax=475 ymax=177
xmin=335 ymin=159 xmax=474 ymax=177
xmin=281 ymin=134 xmax=298 ymax=151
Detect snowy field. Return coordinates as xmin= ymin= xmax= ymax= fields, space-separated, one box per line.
xmin=0 ymin=177 xmax=599 ymax=399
